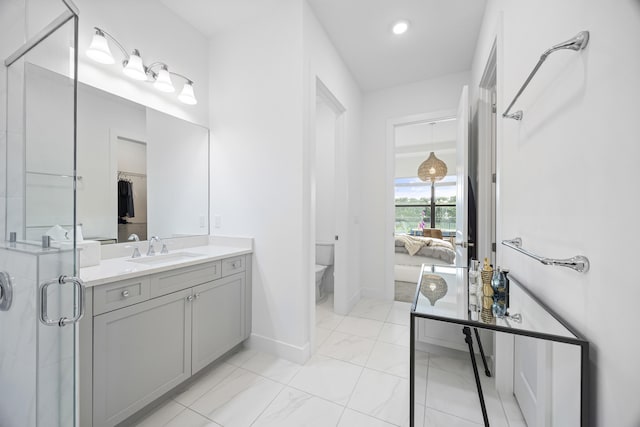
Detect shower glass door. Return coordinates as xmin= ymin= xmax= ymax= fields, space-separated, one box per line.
xmin=0 ymin=2 xmax=80 ymax=426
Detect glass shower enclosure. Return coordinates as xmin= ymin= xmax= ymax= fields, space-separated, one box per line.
xmin=0 ymin=1 xmax=83 ymax=426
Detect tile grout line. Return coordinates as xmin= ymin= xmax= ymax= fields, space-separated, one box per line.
xmin=175 ymin=364 xmax=240 ymax=408
xmin=247 ymin=383 xmax=288 ymax=427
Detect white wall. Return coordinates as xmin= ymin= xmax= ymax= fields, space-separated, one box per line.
xmin=209 ymin=0 xmax=307 ymax=362
xmin=75 ymin=0 xmax=210 ymax=126
xmin=360 ymin=71 xmax=470 ymax=298
xmin=315 ymin=99 xmax=336 ymax=243
xmin=470 ymin=1 xmax=640 ymax=425
xmin=209 ymin=0 xmax=362 ymax=362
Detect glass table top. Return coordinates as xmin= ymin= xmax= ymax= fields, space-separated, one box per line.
xmin=411 ymin=264 xmax=585 ymax=342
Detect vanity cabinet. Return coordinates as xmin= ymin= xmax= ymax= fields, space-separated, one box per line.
xmin=82 ymin=255 xmax=252 ymax=427
xmin=93 ymin=289 xmax=193 ymax=426
xmin=192 ymin=273 xmax=246 ymax=374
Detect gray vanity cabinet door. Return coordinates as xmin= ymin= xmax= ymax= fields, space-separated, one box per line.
xmin=192 ymin=273 xmax=246 ymax=374
xmin=93 ymin=289 xmax=193 ymax=427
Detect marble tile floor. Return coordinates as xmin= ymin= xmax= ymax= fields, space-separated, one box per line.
xmin=132 ymin=295 xmax=521 ymax=427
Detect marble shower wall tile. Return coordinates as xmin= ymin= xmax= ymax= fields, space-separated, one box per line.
xmin=0 ymin=249 xmax=38 ymax=427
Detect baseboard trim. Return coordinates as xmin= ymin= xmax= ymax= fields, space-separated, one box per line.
xmin=247 ymin=333 xmax=310 ymax=365
xmin=361 ymin=287 xmax=388 ymax=300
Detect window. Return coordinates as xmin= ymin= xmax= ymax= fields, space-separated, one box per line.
xmin=394 ymin=176 xmax=456 ymax=234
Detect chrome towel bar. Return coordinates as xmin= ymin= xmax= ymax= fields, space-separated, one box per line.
xmin=502 ymin=31 xmax=590 ymax=120
xmin=502 ymin=237 xmax=590 ymax=273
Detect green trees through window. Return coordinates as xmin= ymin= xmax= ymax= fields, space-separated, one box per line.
xmin=394 ymin=177 xmax=456 ymax=234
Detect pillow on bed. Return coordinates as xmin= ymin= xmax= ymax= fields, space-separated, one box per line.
xmin=422 ymin=228 xmax=443 ymax=239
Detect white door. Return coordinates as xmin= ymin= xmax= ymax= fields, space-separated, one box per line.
xmin=514 ymin=335 xmax=551 ymax=426
xmin=455 ymin=86 xmax=470 ymax=268
xmin=454 ymin=86 xmax=470 ymax=315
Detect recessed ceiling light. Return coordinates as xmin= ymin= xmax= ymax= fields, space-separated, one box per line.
xmin=392 ymin=20 xmax=410 ymax=35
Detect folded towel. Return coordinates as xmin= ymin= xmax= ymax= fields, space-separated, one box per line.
xmin=45 ymin=224 xmax=70 ymax=241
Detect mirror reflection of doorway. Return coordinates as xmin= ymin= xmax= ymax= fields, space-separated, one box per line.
xmin=116 ymin=136 xmax=148 ymax=242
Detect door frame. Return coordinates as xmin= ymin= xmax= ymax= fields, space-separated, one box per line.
xmin=384 ymin=109 xmax=457 ymax=300
xmin=477 ymin=41 xmax=498 ymax=266
xmin=307 ymin=76 xmax=347 ymax=355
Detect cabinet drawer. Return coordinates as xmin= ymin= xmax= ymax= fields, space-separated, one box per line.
xmin=93 ymin=277 xmax=150 ymax=315
xmin=221 ymin=256 xmax=245 ymax=277
xmin=150 ymin=261 xmax=221 ymax=298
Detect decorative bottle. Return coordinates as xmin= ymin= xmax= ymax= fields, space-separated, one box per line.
xmin=502 ymin=269 xmax=510 ymax=309
xmin=468 ymin=260 xmax=480 ymax=320
xmin=491 ymin=267 xmax=507 ymax=318
xmin=480 ymin=258 xmax=494 ymax=323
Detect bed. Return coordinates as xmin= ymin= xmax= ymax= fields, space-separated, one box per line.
xmin=394 ymin=234 xmax=456 ymax=283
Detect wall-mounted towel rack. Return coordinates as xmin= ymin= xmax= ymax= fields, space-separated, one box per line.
xmin=502 ymin=237 xmax=590 ymax=273
xmin=502 ymin=31 xmax=590 ymax=120
xmin=26 ymin=170 xmax=83 ymax=180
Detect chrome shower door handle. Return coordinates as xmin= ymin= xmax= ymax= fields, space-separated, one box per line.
xmin=40 ymin=275 xmax=86 ymax=327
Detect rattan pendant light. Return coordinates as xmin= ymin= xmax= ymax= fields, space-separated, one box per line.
xmin=420 ymin=274 xmax=448 ymax=305
xmin=417 ymin=152 xmax=447 ymax=183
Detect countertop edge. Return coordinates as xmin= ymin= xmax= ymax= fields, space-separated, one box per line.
xmin=80 ymin=247 xmax=253 ymax=288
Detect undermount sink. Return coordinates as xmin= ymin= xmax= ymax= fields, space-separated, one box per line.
xmin=126 ymin=252 xmax=205 ymax=265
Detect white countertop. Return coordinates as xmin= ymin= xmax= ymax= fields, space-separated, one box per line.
xmin=80 ymin=244 xmax=252 ymax=287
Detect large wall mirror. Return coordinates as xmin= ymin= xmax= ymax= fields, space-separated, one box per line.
xmin=23 ymin=64 xmax=210 ymax=244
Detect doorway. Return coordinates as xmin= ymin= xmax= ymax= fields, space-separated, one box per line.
xmin=311 ymin=78 xmax=347 ymax=354
xmin=385 ymin=109 xmax=460 ymax=300
xmin=392 ymin=116 xmax=458 ymax=301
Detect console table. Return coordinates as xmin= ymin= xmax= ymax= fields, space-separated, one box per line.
xmin=409 ymin=264 xmax=589 ymax=427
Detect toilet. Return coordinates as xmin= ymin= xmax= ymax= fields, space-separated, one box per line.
xmin=315 ymin=242 xmax=334 ymax=301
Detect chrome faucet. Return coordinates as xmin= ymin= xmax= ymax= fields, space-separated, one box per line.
xmin=125 ymin=245 xmax=141 ymax=258
xmin=128 ymin=233 xmax=140 ymax=242
xmin=147 ymin=236 xmax=160 ymax=256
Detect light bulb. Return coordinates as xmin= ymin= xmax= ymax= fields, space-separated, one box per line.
xmin=122 ymin=50 xmax=147 ymax=81
xmin=178 ymin=81 xmax=197 ymax=105
xmin=392 ymin=20 xmax=410 ymax=35
xmin=154 ymin=66 xmax=175 ymax=93
xmin=86 ymin=29 xmax=114 ymax=64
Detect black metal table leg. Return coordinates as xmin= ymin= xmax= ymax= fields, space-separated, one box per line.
xmin=474 ymin=327 xmax=492 ymax=377
xmin=463 ymin=326 xmax=490 ymax=427
xmin=409 ymin=312 xmax=415 ymax=427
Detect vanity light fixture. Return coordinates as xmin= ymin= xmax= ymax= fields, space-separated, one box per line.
xmin=152 ymin=64 xmax=175 ymax=92
xmin=122 ymin=49 xmax=147 ymax=81
xmin=178 ymin=81 xmax=197 ymax=105
xmin=392 ymin=20 xmax=410 ymax=35
xmin=86 ymin=27 xmax=197 ymax=105
xmin=86 ymin=29 xmax=114 ymax=64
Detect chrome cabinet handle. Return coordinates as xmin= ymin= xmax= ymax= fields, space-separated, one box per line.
xmin=194 ymin=293 xmax=200 ymax=299
xmin=121 ymin=290 xmax=130 ymax=298
xmin=40 ymin=275 xmax=85 ymax=327
xmin=186 ymin=295 xmax=194 ymax=302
